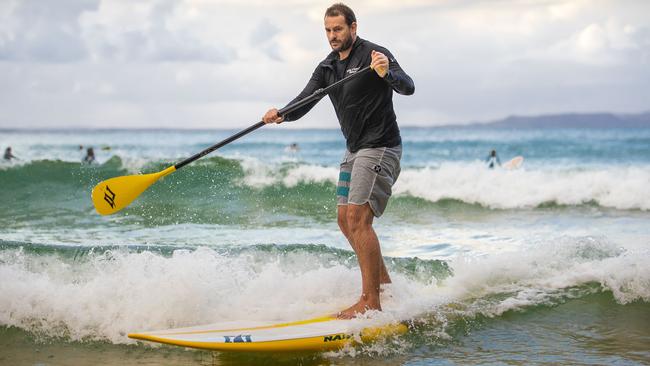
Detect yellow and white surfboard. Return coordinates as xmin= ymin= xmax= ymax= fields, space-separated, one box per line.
xmin=128 ymin=315 xmax=407 ymax=352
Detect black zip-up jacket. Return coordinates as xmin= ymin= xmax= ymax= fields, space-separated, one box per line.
xmin=282 ymin=37 xmax=414 ymax=152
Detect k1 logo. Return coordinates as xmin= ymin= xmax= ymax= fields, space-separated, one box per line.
xmin=223 ymin=335 xmax=252 ymax=343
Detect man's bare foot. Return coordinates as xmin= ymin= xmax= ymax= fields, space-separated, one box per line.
xmin=336 ymin=299 xmax=381 ymax=319
xmin=379 ymin=283 xmax=394 ymax=299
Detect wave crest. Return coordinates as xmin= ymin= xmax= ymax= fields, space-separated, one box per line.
xmin=1 ymin=158 xmax=649 ymax=212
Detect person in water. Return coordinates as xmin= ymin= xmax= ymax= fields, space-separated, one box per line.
xmin=261 ymin=3 xmax=414 ymax=318
xmin=83 ymin=147 xmax=96 ymax=164
xmin=4 ymin=147 xmax=17 ymax=161
xmin=286 ymin=143 xmax=300 ymax=153
xmin=486 ymin=149 xmax=501 ymax=169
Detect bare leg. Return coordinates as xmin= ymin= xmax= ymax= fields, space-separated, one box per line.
xmin=337 ymin=203 xmax=388 ymax=319
xmin=337 ymin=205 xmax=391 ymax=284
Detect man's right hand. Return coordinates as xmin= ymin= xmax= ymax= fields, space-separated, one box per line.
xmin=262 ymin=108 xmax=285 ymax=124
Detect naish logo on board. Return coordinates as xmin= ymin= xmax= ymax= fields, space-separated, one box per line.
xmin=323 ymin=333 xmax=352 ymax=342
xmin=223 ymin=334 xmax=252 ymax=343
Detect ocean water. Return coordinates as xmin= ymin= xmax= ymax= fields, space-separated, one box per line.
xmin=0 ymin=127 xmax=649 ymax=365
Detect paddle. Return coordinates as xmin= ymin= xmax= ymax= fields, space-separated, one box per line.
xmin=92 ymin=66 xmax=372 ymax=215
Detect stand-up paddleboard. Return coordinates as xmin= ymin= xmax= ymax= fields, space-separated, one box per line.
xmin=128 ymin=315 xmax=407 ymax=352
xmin=503 ymin=156 xmax=524 ymax=170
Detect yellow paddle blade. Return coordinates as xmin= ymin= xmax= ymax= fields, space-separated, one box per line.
xmin=91 ymin=166 xmax=176 ymax=215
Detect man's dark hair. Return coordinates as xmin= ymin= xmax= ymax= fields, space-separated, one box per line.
xmin=325 ymin=3 xmax=356 ymax=26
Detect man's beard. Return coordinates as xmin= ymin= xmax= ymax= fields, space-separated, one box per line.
xmin=331 ymin=34 xmax=353 ymax=52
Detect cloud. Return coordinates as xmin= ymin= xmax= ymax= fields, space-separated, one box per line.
xmin=528 ymin=20 xmax=650 ymax=66
xmin=0 ymin=0 xmax=649 ymax=128
xmin=0 ymin=0 xmax=95 ymax=62
xmin=250 ymin=18 xmax=281 ymax=46
xmin=249 ymin=18 xmax=283 ymax=61
xmin=78 ymin=0 xmax=236 ymax=63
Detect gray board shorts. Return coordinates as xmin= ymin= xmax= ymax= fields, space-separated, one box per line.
xmin=336 ymin=145 xmax=402 ymax=217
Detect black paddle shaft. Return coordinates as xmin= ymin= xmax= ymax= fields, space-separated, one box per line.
xmin=174 ymin=66 xmax=372 ymax=170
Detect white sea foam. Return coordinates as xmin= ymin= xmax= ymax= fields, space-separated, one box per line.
xmin=439 ymin=237 xmax=650 ymax=316
xmin=116 ymin=155 xmax=158 ymax=174
xmin=3 ymin=131 xmax=649 ymax=211
xmin=0 ymin=247 xmax=360 ymax=343
xmin=0 ymin=237 xmax=647 ymax=344
xmin=281 ymin=164 xmax=339 ymax=187
xmin=233 ymin=161 xmax=650 ymax=210
xmin=237 ymin=157 xmax=339 ymax=188
xmin=379 ymin=236 xmax=650 ymax=335
xmin=394 ymin=162 xmax=650 ymax=210
xmin=238 ymin=156 xmax=277 ymax=187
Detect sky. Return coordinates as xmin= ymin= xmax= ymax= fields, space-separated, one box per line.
xmin=0 ymin=0 xmax=649 ymax=129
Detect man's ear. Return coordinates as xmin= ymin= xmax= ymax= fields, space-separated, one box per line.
xmin=350 ymin=22 xmax=357 ymax=35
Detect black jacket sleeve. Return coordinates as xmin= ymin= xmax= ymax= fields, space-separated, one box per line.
xmin=281 ymin=65 xmax=326 ymax=122
xmin=382 ymin=51 xmax=415 ymax=95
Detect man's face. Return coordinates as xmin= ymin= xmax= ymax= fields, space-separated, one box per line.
xmin=324 ymin=15 xmax=356 ymax=52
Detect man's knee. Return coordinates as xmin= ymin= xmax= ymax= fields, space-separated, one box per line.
xmin=346 ymin=203 xmax=373 ymax=234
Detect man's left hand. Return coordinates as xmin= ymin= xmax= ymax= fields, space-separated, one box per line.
xmin=370 ymin=50 xmax=389 ymax=78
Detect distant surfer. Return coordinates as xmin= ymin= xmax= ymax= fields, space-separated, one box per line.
xmin=262 ymin=3 xmax=414 ymax=318
xmin=285 ymin=143 xmax=300 ymax=153
xmin=83 ymin=147 xmax=96 ymax=164
xmin=3 ymin=146 xmax=17 ymax=161
xmin=486 ymin=149 xmax=501 ymax=169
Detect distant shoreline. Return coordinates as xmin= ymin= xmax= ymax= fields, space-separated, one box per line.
xmin=435 ymin=111 xmax=650 ymax=129
xmin=1 ymin=111 xmax=649 ymax=131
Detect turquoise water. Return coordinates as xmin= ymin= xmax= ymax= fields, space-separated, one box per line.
xmin=1 ymin=127 xmax=649 ymax=365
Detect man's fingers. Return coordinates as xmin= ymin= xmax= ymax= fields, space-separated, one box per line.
xmin=370 ymin=51 xmax=389 ymax=77
xmin=273 ymin=115 xmax=284 ymax=124
xmin=371 ymin=50 xmax=385 ymax=59
xmin=370 ymin=50 xmax=388 ymax=70
xmin=262 ymin=108 xmax=282 ymax=124
xmin=370 ymin=58 xmax=385 ymax=68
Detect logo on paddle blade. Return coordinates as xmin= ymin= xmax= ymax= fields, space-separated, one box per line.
xmin=104 ymin=185 xmax=116 ymax=208
xmin=223 ymin=335 xmax=252 ymax=343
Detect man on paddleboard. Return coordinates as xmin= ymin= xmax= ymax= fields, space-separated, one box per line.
xmin=262 ymin=3 xmax=414 ymax=318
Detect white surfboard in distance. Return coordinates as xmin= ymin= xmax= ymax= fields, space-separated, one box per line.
xmin=503 ymin=156 xmax=524 ymax=170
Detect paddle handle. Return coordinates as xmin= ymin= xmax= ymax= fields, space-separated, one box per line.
xmin=174 ymin=66 xmax=372 ymax=170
